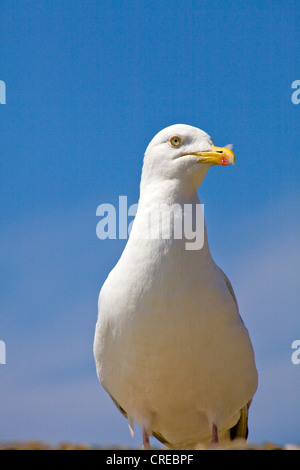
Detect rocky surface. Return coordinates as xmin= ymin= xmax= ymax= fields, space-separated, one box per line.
xmin=0 ymin=439 xmax=300 ymax=450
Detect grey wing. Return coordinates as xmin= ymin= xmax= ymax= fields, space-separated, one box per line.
xmin=216 ymin=265 xmax=239 ymax=311
xmin=217 ymin=266 xmax=254 ymax=440
xmin=230 ymin=401 xmax=252 ymax=440
xmin=108 ymin=393 xmax=128 ymax=418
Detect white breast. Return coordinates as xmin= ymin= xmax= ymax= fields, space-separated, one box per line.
xmin=94 ymin=221 xmax=257 ymax=448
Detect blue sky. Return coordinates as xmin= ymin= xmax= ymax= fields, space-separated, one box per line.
xmin=1 ymin=0 xmax=300 ymax=447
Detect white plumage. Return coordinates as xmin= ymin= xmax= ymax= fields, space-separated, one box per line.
xmin=93 ymin=124 xmax=258 ymax=449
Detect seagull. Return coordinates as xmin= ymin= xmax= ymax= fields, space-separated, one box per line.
xmin=93 ymin=124 xmax=258 ymax=449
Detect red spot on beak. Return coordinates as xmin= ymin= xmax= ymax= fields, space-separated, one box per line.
xmin=220 ymin=156 xmax=229 ymax=166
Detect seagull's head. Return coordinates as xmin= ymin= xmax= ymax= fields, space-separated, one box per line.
xmin=141 ymin=124 xmax=235 ymax=192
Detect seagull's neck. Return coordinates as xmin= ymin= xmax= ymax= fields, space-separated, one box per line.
xmin=133 ymin=179 xmax=211 ymax=256
xmin=139 ymin=179 xmax=201 ymax=206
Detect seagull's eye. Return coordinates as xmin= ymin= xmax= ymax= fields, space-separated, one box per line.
xmin=170 ymin=136 xmax=182 ymax=147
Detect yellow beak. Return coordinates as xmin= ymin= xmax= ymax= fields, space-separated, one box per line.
xmin=189 ymin=145 xmax=235 ymax=166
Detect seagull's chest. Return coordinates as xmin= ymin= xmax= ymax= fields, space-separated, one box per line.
xmin=94 ymin=240 xmax=257 ymax=444
xmin=95 ymin=243 xmax=240 ymax=392
xmin=100 ymin=240 xmax=229 ymax=330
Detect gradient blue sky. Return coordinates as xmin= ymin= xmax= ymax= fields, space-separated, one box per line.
xmin=1 ymin=0 xmax=300 ymax=447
